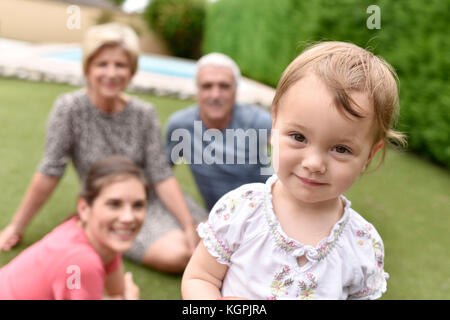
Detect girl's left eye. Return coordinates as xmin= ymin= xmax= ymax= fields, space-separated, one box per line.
xmin=333 ymin=145 xmax=351 ymax=154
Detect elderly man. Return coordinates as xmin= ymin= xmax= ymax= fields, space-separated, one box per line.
xmin=166 ymin=53 xmax=272 ymax=210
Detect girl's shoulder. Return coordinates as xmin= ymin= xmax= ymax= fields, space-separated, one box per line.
xmin=344 ymin=204 xmax=384 ymax=246
xmin=210 ymin=180 xmax=269 ymax=221
xmin=340 ymin=201 xmax=386 ymax=272
xmin=339 ymin=200 xmax=388 ymax=299
xmin=199 ymin=181 xmax=269 ymax=265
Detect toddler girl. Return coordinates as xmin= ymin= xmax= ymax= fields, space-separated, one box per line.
xmin=181 ymin=41 xmax=406 ymax=300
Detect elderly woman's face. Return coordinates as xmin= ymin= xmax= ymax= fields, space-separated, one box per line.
xmin=87 ymin=45 xmax=132 ymax=99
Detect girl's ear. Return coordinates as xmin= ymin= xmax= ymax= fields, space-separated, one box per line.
xmin=77 ymin=197 xmax=90 ymax=224
xmin=362 ymin=139 xmax=385 ymax=172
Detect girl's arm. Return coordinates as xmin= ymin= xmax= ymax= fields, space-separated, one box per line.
xmin=0 ymin=172 xmax=60 ymax=251
xmin=154 ymin=176 xmax=199 ymax=253
xmin=181 ymin=241 xmax=228 ymax=300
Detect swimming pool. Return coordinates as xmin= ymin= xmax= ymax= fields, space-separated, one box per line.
xmin=45 ymin=48 xmax=197 ymax=79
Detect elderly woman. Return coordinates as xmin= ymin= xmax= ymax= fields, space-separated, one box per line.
xmin=0 ymin=23 xmax=207 ymax=273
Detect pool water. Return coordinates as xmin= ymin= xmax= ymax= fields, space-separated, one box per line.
xmin=45 ymin=48 xmax=197 ymax=79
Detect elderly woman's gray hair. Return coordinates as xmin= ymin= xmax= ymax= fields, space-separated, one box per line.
xmin=82 ymin=23 xmax=140 ymax=76
xmin=196 ymin=52 xmax=241 ymax=86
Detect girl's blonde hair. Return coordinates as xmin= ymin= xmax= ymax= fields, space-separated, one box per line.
xmin=272 ymin=41 xmax=407 ymax=161
xmin=82 ymin=23 xmax=140 ymax=76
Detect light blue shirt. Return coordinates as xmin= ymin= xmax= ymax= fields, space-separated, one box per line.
xmin=166 ymin=104 xmax=272 ymax=210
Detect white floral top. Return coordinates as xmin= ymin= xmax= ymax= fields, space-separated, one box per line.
xmin=197 ymin=175 xmax=389 ymax=300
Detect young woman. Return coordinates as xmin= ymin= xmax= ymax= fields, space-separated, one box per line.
xmin=0 ymin=156 xmax=147 ymax=299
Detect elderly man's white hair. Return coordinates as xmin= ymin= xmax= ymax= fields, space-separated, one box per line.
xmin=196 ymin=52 xmax=241 ymax=86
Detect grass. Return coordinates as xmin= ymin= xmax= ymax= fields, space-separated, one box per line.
xmin=0 ymin=77 xmax=449 ymax=299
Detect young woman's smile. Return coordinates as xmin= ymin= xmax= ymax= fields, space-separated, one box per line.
xmin=78 ymin=176 xmax=147 ymax=263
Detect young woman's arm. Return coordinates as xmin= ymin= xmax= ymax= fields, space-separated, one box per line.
xmin=181 ymin=241 xmax=228 ymax=300
xmin=104 ymin=262 xmax=125 ymax=297
xmin=103 ymin=263 xmax=139 ymax=300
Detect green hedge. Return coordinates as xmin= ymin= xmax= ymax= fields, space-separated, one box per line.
xmin=203 ymin=0 xmax=450 ymax=167
xmin=143 ymin=0 xmax=206 ymax=59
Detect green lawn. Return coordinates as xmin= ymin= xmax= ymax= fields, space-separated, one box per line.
xmin=0 ymin=78 xmax=449 ymax=299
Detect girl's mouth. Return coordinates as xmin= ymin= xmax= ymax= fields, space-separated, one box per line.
xmin=296 ymin=175 xmax=327 ymax=187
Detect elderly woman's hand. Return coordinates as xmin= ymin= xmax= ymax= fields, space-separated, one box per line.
xmin=184 ymin=223 xmax=200 ymax=254
xmin=0 ymin=224 xmax=23 ymax=251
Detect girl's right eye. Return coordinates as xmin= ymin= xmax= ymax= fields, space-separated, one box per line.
xmin=107 ymin=200 xmax=121 ymax=209
xmin=291 ymin=133 xmax=306 ymax=143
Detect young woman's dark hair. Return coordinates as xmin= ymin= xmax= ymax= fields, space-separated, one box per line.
xmin=80 ymin=156 xmax=149 ymax=205
xmin=64 ymin=156 xmax=149 ymax=222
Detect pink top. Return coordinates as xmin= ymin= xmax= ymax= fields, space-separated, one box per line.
xmin=0 ymin=217 xmax=121 ymax=300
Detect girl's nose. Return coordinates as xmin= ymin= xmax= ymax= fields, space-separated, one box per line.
xmin=301 ymin=148 xmax=326 ymax=174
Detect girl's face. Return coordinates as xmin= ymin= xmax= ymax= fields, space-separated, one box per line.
xmin=86 ymin=45 xmax=132 ymax=100
xmin=271 ymin=72 xmax=383 ymax=206
xmin=78 ymin=176 xmax=147 ymax=262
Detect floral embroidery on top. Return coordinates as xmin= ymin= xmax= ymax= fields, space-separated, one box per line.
xmin=267 ymin=265 xmax=294 ymax=300
xmin=296 ymin=273 xmax=318 ymax=300
xmin=349 ymin=270 xmax=385 ymax=299
xmin=214 ymin=197 xmax=240 ymax=221
xmin=267 ymin=265 xmax=319 ymax=300
xmin=214 ymin=190 xmax=259 ymax=221
xmin=264 ymin=190 xmax=350 ymax=260
xmin=355 ymin=224 xmax=384 ymax=265
xmin=356 ymin=223 xmax=373 ymax=246
xmin=316 ymin=215 xmax=350 ymax=260
xmin=350 ymin=224 xmax=386 ymax=298
xmin=199 ymin=222 xmax=232 ymax=263
xmin=266 ymin=218 xmax=298 ymax=253
xmin=241 ymin=190 xmax=254 ymax=199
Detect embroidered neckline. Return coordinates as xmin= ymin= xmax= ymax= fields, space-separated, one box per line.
xmin=264 ymin=174 xmax=350 ymax=261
